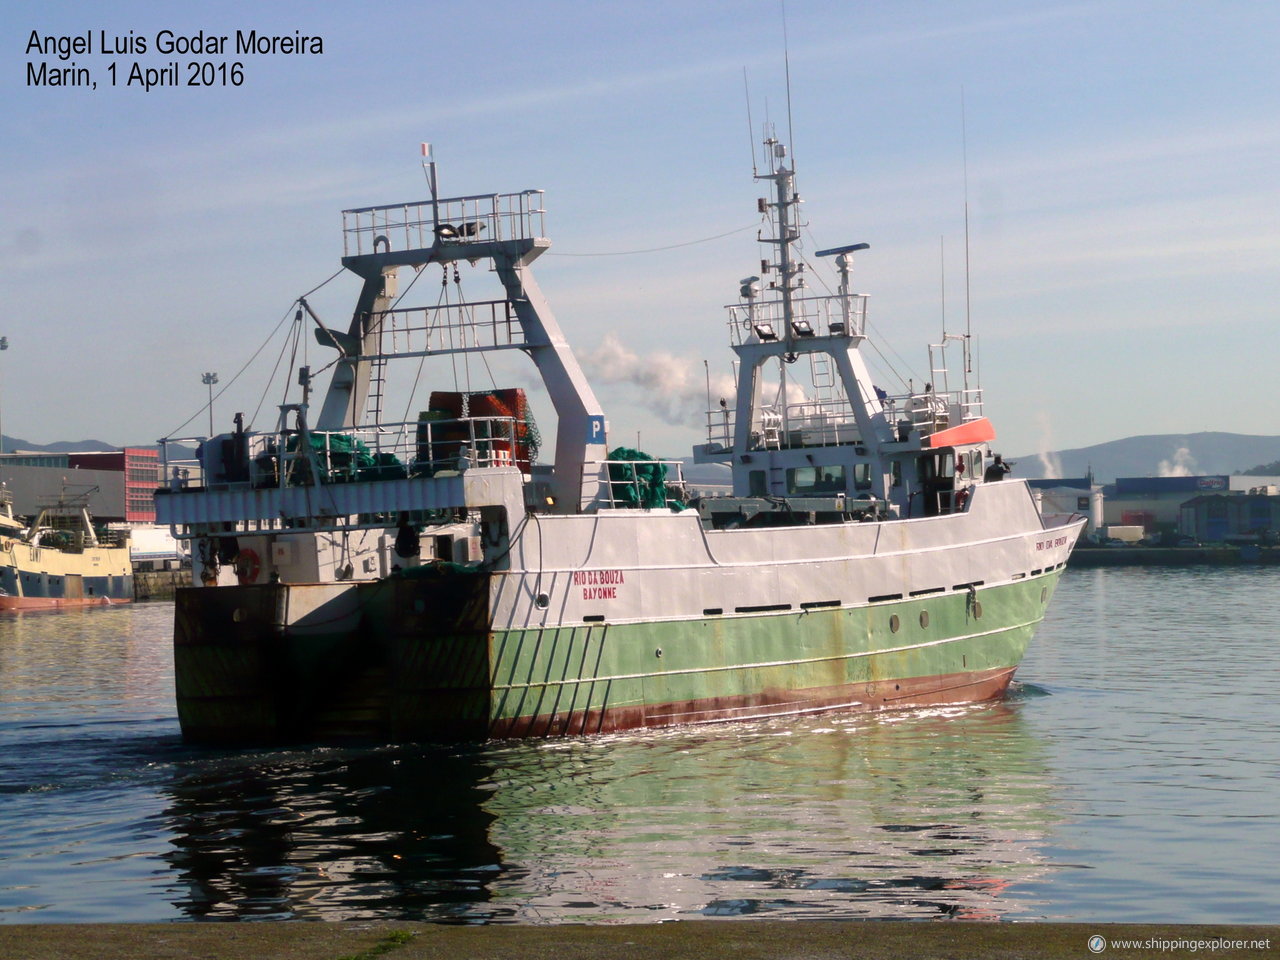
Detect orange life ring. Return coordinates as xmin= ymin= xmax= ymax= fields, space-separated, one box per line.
xmin=233 ymin=548 xmax=261 ymax=585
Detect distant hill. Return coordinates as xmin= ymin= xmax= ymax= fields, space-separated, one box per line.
xmin=0 ymin=435 xmax=118 ymax=454
xmin=1245 ymin=459 xmax=1280 ymax=475
xmin=1011 ymin=432 xmax=1280 ymax=483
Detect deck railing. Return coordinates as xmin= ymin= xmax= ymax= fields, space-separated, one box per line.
xmin=701 ymin=382 xmax=988 ymax=453
xmin=159 ymin=414 xmax=532 ymax=495
xmin=342 ymin=189 xmax=546 ymax=258
xmin=726 ymin=292 xmax=868 ymax=345
xmin=581 ymin=459 xmax=688 ymax=511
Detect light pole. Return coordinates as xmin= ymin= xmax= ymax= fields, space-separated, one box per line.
xmin=202 ymin=371 xmax=218 ymax=437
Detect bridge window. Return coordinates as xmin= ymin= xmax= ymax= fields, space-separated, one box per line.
xmin=786 ymin=465 xmax=846 ymax=494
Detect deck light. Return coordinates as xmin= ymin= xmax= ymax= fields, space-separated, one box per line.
xmin=753 ymin=322 xmax=778 ymax=342
xmin=790 ymin=320 xmax=814 ymax=338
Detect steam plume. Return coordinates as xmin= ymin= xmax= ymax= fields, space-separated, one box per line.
xmin=1158 ymin=446 xmax=1198 ymax=477
xmin=582 ymin=334 xmax=736 ymax=426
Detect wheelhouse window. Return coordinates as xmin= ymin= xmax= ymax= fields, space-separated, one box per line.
xmin=786 ymin=465 xmax=846 ymax=494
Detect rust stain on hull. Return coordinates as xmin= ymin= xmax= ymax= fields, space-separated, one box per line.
xmin=489 ymin=666 xmax=1016 ymax=739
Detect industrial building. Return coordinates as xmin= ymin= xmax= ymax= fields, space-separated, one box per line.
xmin=0 ymin=448 xmax=160 ymax=523
xmin=1179 ymin=489 xmax=1280 ymax=543
xmin=0 ymin=447 xmax=186 ymax=569
xmin=1101 ymin=474 xmax=1280 ymax=538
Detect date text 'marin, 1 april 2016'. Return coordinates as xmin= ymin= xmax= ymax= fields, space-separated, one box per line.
xmin=26 ymin=60 xmax=247 ymax=90
xmin=24 ymin=29 xmax=324 ymax=60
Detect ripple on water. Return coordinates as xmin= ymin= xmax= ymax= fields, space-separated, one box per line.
xmin=1 ymin=575 xmax=1279 ymax=923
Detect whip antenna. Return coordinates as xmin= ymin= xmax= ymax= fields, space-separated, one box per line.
xmin=961 ymin=89 xmax=973 ymax=372
xmin=782 ymin=1 xmax=796 ymax=167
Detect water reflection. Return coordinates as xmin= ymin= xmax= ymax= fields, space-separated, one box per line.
xmin=161 ymin=698 xmax=1062 ymax=922
xmin=8 ymin=572 xmax=1279 ymax=923
xmin=162 ymin=746 xmax=508 ymax=920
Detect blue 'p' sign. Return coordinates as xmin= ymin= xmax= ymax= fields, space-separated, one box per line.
xmin=586 ymin=415 xmax=606 ymax=445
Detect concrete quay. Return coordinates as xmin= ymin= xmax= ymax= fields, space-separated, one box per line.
xmin=0 ymin=921 xmax=1276 ymax=960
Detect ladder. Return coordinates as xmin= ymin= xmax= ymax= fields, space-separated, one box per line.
xmin=809 ymin=351 xmax=836 ymax=404
xmin=366 ymin=357 xmax=387 ymax=425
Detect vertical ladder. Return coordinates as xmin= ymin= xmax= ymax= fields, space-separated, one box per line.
xmin=367 ymin=357 xmax=387 ymax=425
xmin=809 ymin=351 xmax=836 ymax=403
xmin=927 ymin=342 xmax=951 ymax=397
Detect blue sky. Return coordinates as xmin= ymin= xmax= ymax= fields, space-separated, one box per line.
xmin=3 ymin=1 xmax=1277 ymax=463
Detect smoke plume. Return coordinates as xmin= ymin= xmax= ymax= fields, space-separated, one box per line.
xmin=582 ymin=334 xmax=736 ymax=426
xmin=1158 ymin=446 xmax=1198 ymax=477
xmin=1035 ymin=414 xmax=1064 ymax=479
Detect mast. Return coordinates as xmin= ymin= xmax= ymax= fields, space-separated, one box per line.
xmin=756 ymin=135 xmax=802 ymax=435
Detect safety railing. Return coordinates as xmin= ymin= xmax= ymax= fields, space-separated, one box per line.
xmin=582 ymin=458 xmax=688 ymax=511
xmin=726 ymin=292 xmax=869 ymax=345
xmin=704 ymin=398 xmax=865 ymax=452
xmin=703 ymin=406 xmax=736 ymax=451
xmin=158 ymin=414 xmax=532 ymax=496
xmin=342 ymin=189 xmax=546 ymax=257
xmin=878 ymin=386 xmax=983 ymax=438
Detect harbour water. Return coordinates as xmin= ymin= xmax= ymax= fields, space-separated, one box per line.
xmin=1 ymin=566 xmax=1276 ymax=924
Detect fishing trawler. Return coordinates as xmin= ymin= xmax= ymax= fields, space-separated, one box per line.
xmin=156 ymin=138 xmax=1084 ymax=743
xmin=0 ymin=486 xmax=132 ymax=610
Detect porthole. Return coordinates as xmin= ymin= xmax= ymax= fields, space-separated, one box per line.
xmin=889 ymin=614 xmax=900 ymax=633
xmin=535 ymin=593 xmax=550 ymax=609
xmin=919 ymin=610 xmax=929 ymax=629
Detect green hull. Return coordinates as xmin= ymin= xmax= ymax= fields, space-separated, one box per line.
xmin=175 ymin=568 xmax=1063 ymax=744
